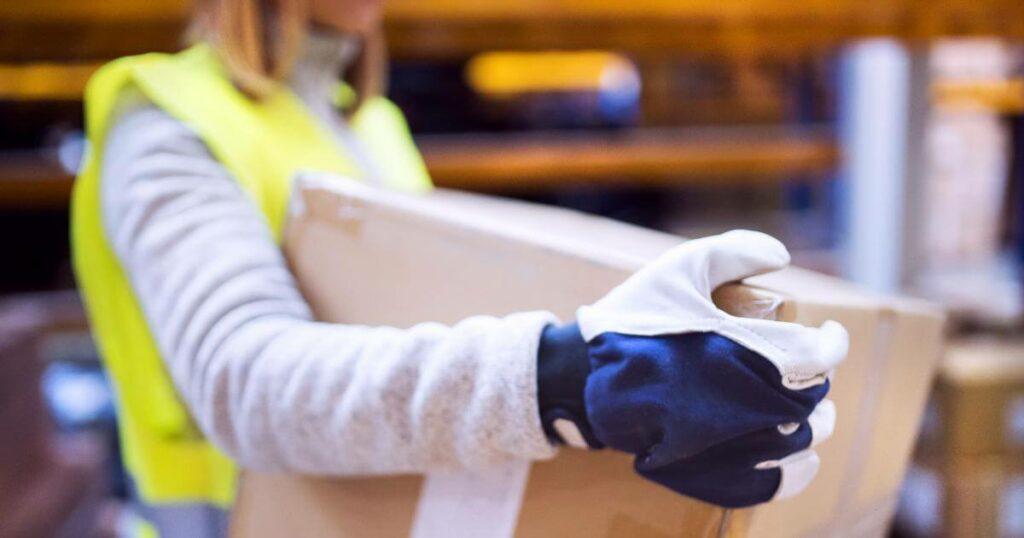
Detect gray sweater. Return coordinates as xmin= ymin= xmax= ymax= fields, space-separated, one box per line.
xmin=100 ymin=33 xmax=558 ymax=475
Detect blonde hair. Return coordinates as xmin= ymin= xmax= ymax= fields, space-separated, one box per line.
xmin=191 ymin=0 xmax=384 ymax=109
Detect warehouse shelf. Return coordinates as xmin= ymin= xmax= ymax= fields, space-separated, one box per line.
xmin=0 ymin=152 xmax=74 ymax=210
xmin=4 ymin=0 xmax=1024 ymax=62
xmin=0 ymin=126 xmax=836 ymax=207
xmin=419 ymin=126 xmax=837 ymax=190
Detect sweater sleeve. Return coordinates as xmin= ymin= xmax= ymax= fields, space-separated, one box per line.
xmin=99 ymin=101 xmax=559 ymax=474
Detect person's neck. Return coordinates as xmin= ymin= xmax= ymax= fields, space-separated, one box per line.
xmin=288 ymin=28 xmax=361 ymax=111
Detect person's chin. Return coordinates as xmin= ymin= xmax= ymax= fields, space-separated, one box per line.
xmin=346 ymin=18 xmax=376 ymax=34
xmin=321 ymin=2 xmax=382 ymax=33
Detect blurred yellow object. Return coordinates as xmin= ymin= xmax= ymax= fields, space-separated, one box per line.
xmin=0 ymin=63 xmax=100 ymax=101
xmin=465 ymin=50 xmax=639 ymax=97
xmin=933 ymin=78 xmax=1024 ymax=113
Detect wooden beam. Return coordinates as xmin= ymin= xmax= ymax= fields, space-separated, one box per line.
xmin=0 ymin=127 xmax=836 ymax=207
xmin=934 ymin=78 xmax=1024 ymax=113
xmin=0 ymin=153 xmax=74 ymax=210
xmin=418 ymin=127 xmax=838 ymax=191
xmin=2 ymin=0 xmax=1024 ymax=61
xmin=0 ymin=63 xmax=101 ymax=101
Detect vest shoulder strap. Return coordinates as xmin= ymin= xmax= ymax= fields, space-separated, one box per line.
xmin=129 ymin=45 xmax=356 ymax=236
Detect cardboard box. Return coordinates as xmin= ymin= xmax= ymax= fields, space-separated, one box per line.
xmin=901 ymin=337 xmax=1024 ymax=537
xmin=230 ymin=175 xmax=945 ymax=537
xmin=934 ymin=338 xmax=1024 ymax=459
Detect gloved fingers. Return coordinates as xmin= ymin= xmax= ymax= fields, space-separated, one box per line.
xmin=807 ymin=399 xmax=836 ymax=448
xmin=657 ymin=230 xmax=790 ymax=296
xmin=769 ymin=450 xmax=821 ymax=501
xmin=642 ymin=419 xmax=814 ymax=473
xmin=754 ymin=409 xmax=827 ymax=502
xmin=726 ymin=317 xmax=849 ymax=389
xmin=637 ymin=423 xmax=817 ymax=507
xmin=639 ymin=455 xmax=781 ymax=508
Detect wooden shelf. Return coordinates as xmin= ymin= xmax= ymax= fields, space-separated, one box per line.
xmin=385 ymin=3 xmax=1024 ymax=60
xmin=0 ymin=127 xmax=836 ymax=207
xmin=0 ymin=153 xmax=75 ymax=209
xmin=934 ymin=78 xmax=1024 ymax=114
xmin=3 ymin=1 xmax=1024 ymax=62
xmin=418 ymin=126 xmax=838 ymax=191
xmin=0 ymin=63 xmax=101 ymax=101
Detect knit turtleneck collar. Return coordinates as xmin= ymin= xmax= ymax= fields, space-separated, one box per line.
xmin=286 ymin=27 xmax=384 ymax=183
xmin=288 ymin=28 xmax=361 ymax=114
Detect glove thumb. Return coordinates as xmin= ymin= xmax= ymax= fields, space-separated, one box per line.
xmin=674 ymin=230 xmax=791 ymax=295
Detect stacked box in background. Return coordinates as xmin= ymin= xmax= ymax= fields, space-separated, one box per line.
xmin=899 ymin=338 xmax=1024 ymax=537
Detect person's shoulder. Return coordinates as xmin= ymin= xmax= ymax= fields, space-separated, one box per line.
xmin=105 ymin=90 xmax=209 ymax=164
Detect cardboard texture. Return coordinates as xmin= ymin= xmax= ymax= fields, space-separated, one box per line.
xmin=908 ymin=338 xmax=1024 ymax=536
xmin=230 ymin=175 xmax=945 ymax=537
xmin=936 ymin=338 xmax=1024 ymax=459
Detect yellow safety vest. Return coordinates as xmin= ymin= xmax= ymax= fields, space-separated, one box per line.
xmin=71 ymin=43 xmax=431 ymax=510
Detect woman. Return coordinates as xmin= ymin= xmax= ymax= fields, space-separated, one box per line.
xmin=71 ymin=0 xmax=848 ymax=536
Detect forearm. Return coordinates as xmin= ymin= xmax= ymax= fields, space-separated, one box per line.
xmin=184 ymin=310 xmax=557 ymax=473
xmin=101 ymin=103 xmax=558 ymax=474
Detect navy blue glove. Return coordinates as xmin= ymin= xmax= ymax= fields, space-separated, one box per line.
xmin=538 ymin=324 xmax=834 ymax=508
xmin=537 ymin=231 xmax=847 ymax=507
xmin=587 ymin=331 xmax=830 ymax=507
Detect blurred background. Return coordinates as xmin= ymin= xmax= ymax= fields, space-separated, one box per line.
xmin=1 ymin=0 xmax=1023 ymax=536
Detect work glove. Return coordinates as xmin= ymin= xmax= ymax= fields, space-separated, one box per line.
xmin=537 ymin=230 xmax=848 ymax=507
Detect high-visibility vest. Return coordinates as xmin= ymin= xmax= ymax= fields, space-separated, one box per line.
xmin=71 ymin=43 xmax=432 ymax=511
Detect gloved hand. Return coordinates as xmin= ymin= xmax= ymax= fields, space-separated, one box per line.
xmin=536 ymin=230 xmax=848 ymax=507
